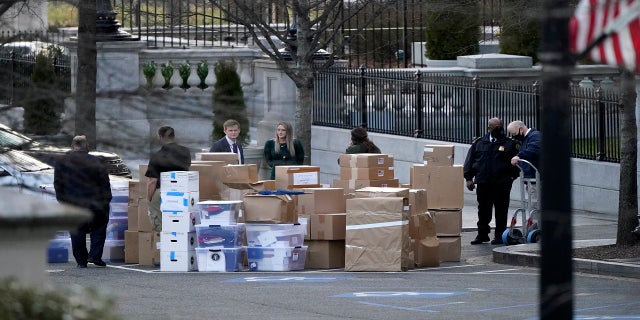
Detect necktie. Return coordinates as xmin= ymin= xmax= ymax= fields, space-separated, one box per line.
xmin=232 ymin=143 xmax=238 ymax=154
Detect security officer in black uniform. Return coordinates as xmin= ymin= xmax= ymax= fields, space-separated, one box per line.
xmin=463 ymin=118 xmax=520 ymax=245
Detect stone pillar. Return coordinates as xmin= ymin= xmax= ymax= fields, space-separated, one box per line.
xmin=0 ymin=189 xmax=89 ymax=285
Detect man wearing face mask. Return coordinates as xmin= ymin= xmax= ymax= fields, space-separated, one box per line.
xmin=507 ymin=120 xmax=541 ymax=179
xmin=464 ymin=118 xmax=520 ymax=245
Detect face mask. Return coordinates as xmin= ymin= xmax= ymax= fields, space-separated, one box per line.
xmin=512 ymin=129 xmax=525 ymax=142
xmin=490 ymin=127 xmax=505 ymax=139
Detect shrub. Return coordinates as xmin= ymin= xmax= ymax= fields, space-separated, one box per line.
xmin=22 ymin=52 xmax=62 ymax=134
xmin=499 ymin=0 xmax=541 ymax=63
xmin=424 ymin=0 xmax=479 ymax=60
xmin=211 ymin=60 xmax=250 ymax=146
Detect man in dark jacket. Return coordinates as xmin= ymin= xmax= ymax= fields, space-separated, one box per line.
xmin=210 ymin=119 xmax=244 ymax=164
xmin=463 ymin=118 xmax=520 ymax=245
xmin=55 ymin=135 xmax=112 ymax=268
xmin=507 ymin=120 xmax=541 ymax=179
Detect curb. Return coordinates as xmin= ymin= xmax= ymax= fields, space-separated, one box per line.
xmin=492 ymin=239 xmax=640 ymax=279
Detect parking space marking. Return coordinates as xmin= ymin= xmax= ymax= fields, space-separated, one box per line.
xmin=333 ymin=292 xmax=466 ymax=298
xmin=478 ymin=303 xmax=536 ymax=312
xmin=576 ymin=301 xmax=640 ymax=312
xmin=226 ymin=276 xmax=351 ymax=283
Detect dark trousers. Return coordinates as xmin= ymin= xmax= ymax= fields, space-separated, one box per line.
xmin=475 ymin=182 xmax=512 ymax=239
xmin=71 ymin=218 xmax=108 ymax=265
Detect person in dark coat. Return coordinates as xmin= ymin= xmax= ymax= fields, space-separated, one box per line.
xmin=146 ymin=126 xmax=192 ymax=232
xmin=210 ymin=119 xmax=244 ymax=164
xmin=55 ymin=135 xmax=112 ymax=268
xmin=463 ymin=118 xmax=520 ymax=245
xmin=345 ymin=127 xmax=381 ymax=154
xmin=507 ymin=120 xmax=541 ymax=179
xmin=263 ymin=121 xmax=304 ymax=180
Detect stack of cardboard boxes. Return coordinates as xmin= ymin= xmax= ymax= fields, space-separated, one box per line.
xmin=125 ymin=165 xmax=160 ymax=266
xmin=333 ymin=154 xmax=398 ymax=193
xmin=410 ymin=145 xmax=463 ymax=262
xmin=158 ymin=171 xmax=200 ymax=271
xmin=298 ymin=187 xmax=347 ymax=269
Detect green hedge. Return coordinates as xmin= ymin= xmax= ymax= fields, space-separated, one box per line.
xmin=425 ymin=0 xmax=479 ymax=60
xmin=211 ymin=60 xmax=250 ymax=146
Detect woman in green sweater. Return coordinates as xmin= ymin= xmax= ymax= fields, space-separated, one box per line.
xmin=263 ymin=121 xmax=305 ymax=179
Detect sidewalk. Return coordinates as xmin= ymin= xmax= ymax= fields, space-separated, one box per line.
xmin=461 ymin=193 xmax=640 ymax=279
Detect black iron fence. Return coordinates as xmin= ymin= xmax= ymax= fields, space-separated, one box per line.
xmin=313 ymin=68 xmax=621 ymax=163
xmin=111 ymin=0 xmax=502 ymax=68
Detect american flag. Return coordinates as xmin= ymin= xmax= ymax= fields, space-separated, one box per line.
xmin=570 ymin=0 xmax=640 ymax=74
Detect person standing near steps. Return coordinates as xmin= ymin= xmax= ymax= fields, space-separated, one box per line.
xmin=210 ymin=119 xmax=244 ymax=164
xmin=463 ymin=118 xmax=520 ymax=245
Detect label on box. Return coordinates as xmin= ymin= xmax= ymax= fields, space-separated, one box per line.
xmin=257 ymin=232 xmax=278 ymax=247
xmin=293 ymin=172 xmax=319 ymax=185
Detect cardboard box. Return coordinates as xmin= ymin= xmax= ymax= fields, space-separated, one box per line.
xmin=340 ymin=167 xmax=394 ymax=180
xmin=160 ymin=191 xmax=199 ymax=212
xmin=437 ymin=236 xmax=461 ymax=262
xmin=160 ymin=250 xmax=197 ymax=272
xmin=128 ymin=205 xmax=139 ymax=231
xmin=161 ymin=210 xmax=197 ymax=233
xmin=412 ymin=237 xmax=440 ymax=267
xmin=137 ymin=199 xmax=153 ymax=232
xmin=195 ymin=152 xmax=239 ymax=164
xmin=124 ymin=230 xmax=139 ymax=263
xmin=297 ymin=188 xmax=346 ymax=215
xmin=409 ymin=189 xmax=428 ymax=216
xmin=139 ymin=164 xmax=148 ymax=195
xmin=409 ymin=212 xmax=437 ymax=240
xmin=306 ymin=240 xmax=345 ymax=269
xmin=423 ymin=144 xmax=454 ymax=166
xmin=128 ymin=180 xmax=141 ymax=205
xmin=275 ymin=165 xmax=321 ymax=189
xmin=221 ymin=164 xmax=259 ymax=184
xmin=309 ymin=213 xmax=346 ymax=240
xmin=338 ymin=154 xmax=394 ymax=168
xmin=410 ymin=164 xmax=464 ymax=209
xmin=160 ymin=231 xmax=197 ymax=252
xmin=242 ymin=193 xmax=297 ymax=223
xmin=432 ymin=209 xmax=462 ymax=236
xmin=160 ymin=171 xmax=199 ymax=193
xmin=138 ymin=231 xmax=160 ymax=266
xmin=189 ymin=162 xmax=226 ymax=200
xmin=345 ymin=197 xmax=411 ymax=272
xmin=333 ymin=179 xmax=400 ymax=193
xmin=354 ymin=187 xmax=410 ymax=199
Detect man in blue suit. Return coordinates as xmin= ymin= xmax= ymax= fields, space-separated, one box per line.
xmin=210 ymin=119 xmax=244 ymax=164
xmin=507 ymin=120 xmax=541 ymax=179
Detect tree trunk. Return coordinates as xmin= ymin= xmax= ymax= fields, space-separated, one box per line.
xmin=294 ymin=68 xmax=314 ymax=165
xmin=617 ymin=70 xmax=638 ymax=245
xmin=75 ymin=0 xmax=98 ymax=149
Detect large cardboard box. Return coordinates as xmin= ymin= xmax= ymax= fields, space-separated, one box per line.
xmin=124 ymin=230 xmax=139 ymax=263
xmin=221 ymin=164 xmax=259 ymax=184
xmin=128 ymin=205 xmax=139 ymax=231
xmin=332 ymin=178 xmax=399 ymax=193
xmin=306 ymin=240 xmax=345 ymax=269
xmin=431 ymin=209 xmax=462 ymax=236
xmin=409 ymin=212 xmax=437 ymax=240
xmin=412 ymin=237 xmax=440 ymax=267
xmin=160 ymin=171 xmax=199 ymax=193
xmin=189 ymin=162 xmax=226 ymax=200
xmin=195 ymin=152 xmax=239 ymax=164
xmin=345 ymin=197 xmax=411 ymax=272
xmin=128 ymin=180 xmax=141 ymax=205
xmin=297 ymin=188 xmax=346 ymax=215
xmin=409 ymin=189 xmax=428 ymax=216
xmin=423 ymin=144 xmax=455 ymax=166
xmin=309 ymin=213 xmax=346 ymax=240
xmin=138 ymin=231 xmax=160 ymax=266
xmin=410 ymin=164 xmax=464 ymax=209
xmin=160 ymin=250 xmax=197 ymax=272
xmin=243 ymin=193 xmax=297 ymax=223
xmin=338 ymin=154 xmax=394 ymax=167
xmin=137 ymin=199 xmax=153 ymax=232
xmin=340 ymin=167 xmax=394 ymax=180
xmin=139 ymin=164 xmax=149 ymax=195
xmin=160 ymin=191 xmax=199 ymax=212
xmin=275 ymin=165 xmax=321 ymax=189
xmin=437 ymin=236 xmax=461 ymax=262
xmin=354 ymin=187 xmax=410 ymax=199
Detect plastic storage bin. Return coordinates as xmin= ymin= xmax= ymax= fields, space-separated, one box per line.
xmin=106 ymin=217 xmax=128 ymax=240
xmin=195 ymin=224 xmax=245 ymax=248
xmin=47 ymin=237 xmax=71 ymax=263
xmin=196 ymin=200 xmax=242 ymax=225
xmin=196 ymin=247 xmax=246 ymax=272
xmin=102 ymin=240 xmax=125 ymax=262
xmin=245 ymin=223 xmax=306 ymax=247
xmin=247 ymin=246 xmax=307 ymax=271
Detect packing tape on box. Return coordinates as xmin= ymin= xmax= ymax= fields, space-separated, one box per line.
xmin=346 ymin=220 xmax=408 ymax=230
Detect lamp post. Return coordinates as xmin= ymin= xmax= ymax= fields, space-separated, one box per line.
xmin=96 ymin=0 xmax=138 ymax=41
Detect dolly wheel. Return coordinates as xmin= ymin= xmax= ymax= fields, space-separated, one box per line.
xmin=527 ymin=229 xmax=541 ymax=243
xmin=502 ymin=229 xmax=510 ymax=245
xmin=504 ymin=229 xmax=524 ymax=245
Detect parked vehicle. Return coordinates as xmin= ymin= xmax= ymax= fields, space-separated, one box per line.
xmin=0 ymin=123 xmax=132 ymax=178
xmin=0 ymin=41 xmax=68 ymax=59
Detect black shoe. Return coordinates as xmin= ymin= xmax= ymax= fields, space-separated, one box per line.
xmin=87 ymin=258 xmax=107 ymax=267
xmin=77 ymin=263 xmax=87 ymax=268
xmin=470 ymin=235 xmax=490 ymax=245
xmin=490 ymin=238 xmax=503 ymax=245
